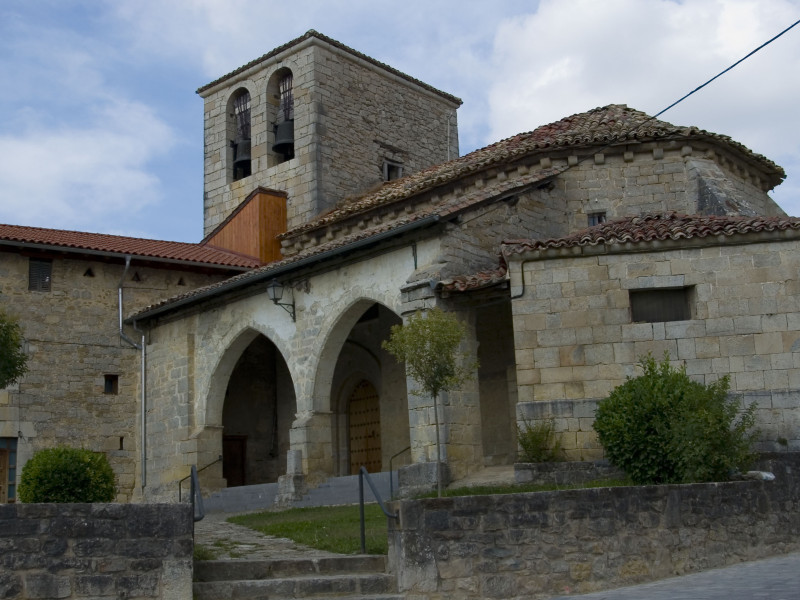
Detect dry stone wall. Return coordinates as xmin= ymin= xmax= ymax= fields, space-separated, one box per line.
xmin=389 ymin=454 xmax=800 ymax=600
xmin=0 ymin=503 xmax=192 ymax=599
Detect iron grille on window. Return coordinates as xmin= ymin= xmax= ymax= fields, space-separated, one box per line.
xmin=588 ymin=212 xmax=607 ymax=226
xmin=278 ymin=73 xmax=293 ymax=123
xmin=28 ymin=258 xmax=52 ymax=292
xmin=233 ymin=91 xmax=251 ymax=139
xmin=630 ymin=288 xmax=692 ymax=323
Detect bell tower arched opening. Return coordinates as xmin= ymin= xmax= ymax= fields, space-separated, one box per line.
xmin=227 ymin=87 xmax=252 ymax=182
xmin=267 ymin=68 xmax=294 ymax=166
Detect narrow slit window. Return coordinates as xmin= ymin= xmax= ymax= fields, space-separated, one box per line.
xmin=630 ymin=287 xmax=693 ymax=323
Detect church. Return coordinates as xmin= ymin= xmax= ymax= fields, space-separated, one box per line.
xmin=1 ymin=31 xmax=797 ymax=503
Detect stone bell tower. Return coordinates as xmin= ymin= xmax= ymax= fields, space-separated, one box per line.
xmin=197 ymin=30 xmax=462 ymax=240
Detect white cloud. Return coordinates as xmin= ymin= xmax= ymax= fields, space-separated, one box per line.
xmin=486 ymin=0 xmax=800 ymax=214
xmin=0 ymin=99 xmax=174 ymax=232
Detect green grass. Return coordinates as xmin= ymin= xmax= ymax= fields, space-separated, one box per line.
xmin=229 ymin=504 xmax=389 ymax=555
xmin=227 ymin=480 xmax=633 ymax=556
xmin=414 ymin=478 xmax=633 ymax=499
xmin=193 ymin=543 xmax=218 ymax=561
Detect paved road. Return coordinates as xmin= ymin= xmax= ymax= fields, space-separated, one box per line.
xmin=549 ymin=552 xmax=800 ymax=599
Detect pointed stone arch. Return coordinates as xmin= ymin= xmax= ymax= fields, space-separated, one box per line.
xmin=313 ymin=299 xmax=410 ymax=476
xmin=201 ymin=325 xmax=296 ymax=487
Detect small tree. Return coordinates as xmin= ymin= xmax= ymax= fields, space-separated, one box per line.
xmin=593 ymin=353 xmax=758 ymax=485
xmin=383 ymin=307 xmax=476 ymax=496
xmin=18 ymin=447 xmax=116 ymax=503
xmin=0 ymin=308 xmax=28 ymax=389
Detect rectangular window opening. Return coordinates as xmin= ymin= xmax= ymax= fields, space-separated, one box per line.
xmin=588 ymin=211 xmax=607 ymax=226
xmin=28 ymin=258 xmax=52 ymax=292
xmin=383 ymin=160 xmax=403 ymax=181
xmin=104 ymin=374 xmax=119 ymax=395
xmin=630 ymin=287 xmax=693 ymax=323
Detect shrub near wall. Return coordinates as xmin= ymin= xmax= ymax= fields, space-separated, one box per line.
xmin=0 ymin=503 xmax=192 ymax=600
xmin=388 ymin=454 xmax=800 ymax=600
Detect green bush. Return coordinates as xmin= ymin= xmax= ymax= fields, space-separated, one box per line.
xmin=517 ymin=418 xmax=564 ymax=463
xmin=18 ymin=447 xmax=116 ymax=503
xmin=593 ymin=353 xmax=758 ymax=485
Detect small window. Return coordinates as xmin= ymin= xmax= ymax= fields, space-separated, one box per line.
xmin=104 ymin=374 xmax=119 ymax=395
xmin=588 ymin=211 xmax=607 ymax=226
xmin=630 ymin=288 xmax=692 ymax=323
xmin=383 ymin=160 xmax=403 ymax=181
xmin=83 ymin=268 xmax=94 ymax=277
xmin=28 ymin=258 xmax=52 ymax=292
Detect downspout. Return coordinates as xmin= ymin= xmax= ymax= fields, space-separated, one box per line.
xmin=119 ymin=256 xmax=147 ymax=490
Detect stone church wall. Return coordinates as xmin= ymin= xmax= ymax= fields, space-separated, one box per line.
xmin=509 ymin=234 xmax=800 ymax=459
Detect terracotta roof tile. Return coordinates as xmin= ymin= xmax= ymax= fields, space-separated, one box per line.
xmin=502 ymin=213 xmax=800 ymax=256
xmin=0 ymin=224 xmax=261 ymax=269
xmin=283 ymin=105 xmax=784 ymax=240
xmin=437 ymin=263 xmax=509 ymax=294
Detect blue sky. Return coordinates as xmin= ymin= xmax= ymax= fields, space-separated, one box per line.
xmin=1 ymin=0 xmax=799 ymax=243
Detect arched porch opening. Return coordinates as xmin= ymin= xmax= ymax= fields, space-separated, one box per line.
xmin=329 ymin=302 xmax=410 ymax=476
xmin=220 ymin=333 xmax=296 ymax=486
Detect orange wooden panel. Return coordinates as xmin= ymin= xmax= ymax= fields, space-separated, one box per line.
xmin=207 ymin=189 xmax=287 ymax=264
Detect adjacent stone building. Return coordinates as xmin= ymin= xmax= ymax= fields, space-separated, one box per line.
xmin=1 ymin=30 xmax=796 ymax=503
xmin=0 ymin=226 xmax=258 ymax=501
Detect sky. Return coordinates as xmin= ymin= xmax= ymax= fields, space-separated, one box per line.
xmin=1 ymin=0 xmax=798 ymax=243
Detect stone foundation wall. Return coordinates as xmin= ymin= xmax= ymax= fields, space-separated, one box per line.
xmin=388 ymin=454 xmax=800 ymax=599
xmin=0 ymin=503 xmax=192 ymax=599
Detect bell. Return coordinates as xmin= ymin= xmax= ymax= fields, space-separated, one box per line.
xmin=272 ymin=120 xmax=294 ymax=156
xmin=233 ymin=137 xmax=251 ymax=170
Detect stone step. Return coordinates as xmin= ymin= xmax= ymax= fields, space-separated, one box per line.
xmin=192 ymin=572 xmax=397 ymax=599
xmin=194 ymin=556 xmax=389 ymax=582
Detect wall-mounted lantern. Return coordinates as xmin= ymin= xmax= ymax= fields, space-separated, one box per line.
xmin=266 ymin=279 xmax=296 ymax=321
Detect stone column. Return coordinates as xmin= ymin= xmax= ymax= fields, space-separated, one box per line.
xmin=289 ymin=410 xmax=334 ymax=483
xmin=398 ymin=282 xmax=484 ymax=490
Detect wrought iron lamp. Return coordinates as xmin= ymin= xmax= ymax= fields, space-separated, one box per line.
xmin=266 ymin=279 xmax=295 ymax=321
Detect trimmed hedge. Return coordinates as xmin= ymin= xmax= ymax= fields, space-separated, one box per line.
xmin=18 ymin=447 xmax=116 ymax=503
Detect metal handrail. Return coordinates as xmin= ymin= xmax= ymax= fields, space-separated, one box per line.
xmin=388 ymin=446 xmax=411 ymax=499
xmin=358 ymin=466 xmax=398 ymax=554
xmin=178 ymin=455 xmax=221 ymax=502
xmin=190 ymin=465 xmax=205 ymax=523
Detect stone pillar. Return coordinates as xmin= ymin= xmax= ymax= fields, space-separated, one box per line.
xmin=289 ymin=410 xmax=334 ymax=482
xmin=399 ymin=282 xmax=484 ymax=488
xmin=441 ymin=309 xmax=483 ymax=481
xmin=275 ymin=449 xmax=306 ymax=507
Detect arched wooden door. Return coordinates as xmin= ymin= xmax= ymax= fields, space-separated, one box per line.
xmin=348 ymin=380 xmax=381 ymax=474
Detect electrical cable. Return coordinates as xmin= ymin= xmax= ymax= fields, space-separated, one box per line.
xmin=573 ymin=17 xmax=800 ymax=166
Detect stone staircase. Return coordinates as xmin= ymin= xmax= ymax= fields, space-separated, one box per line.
xmin=193 ymin=556 xmax=402 ymax=600
xmin=202 ymin=471 xmax=399 ymax=514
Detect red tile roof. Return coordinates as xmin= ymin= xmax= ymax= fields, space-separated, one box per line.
xmin=196 ymin=30 xmax=462 ymax=106
xmin=283 ymin=104 xmax=785 ymax=240
xmin=437 ymin=213 xmax=800 ymax=295
xmin=0 ymin=224 xmax=261 ymax=269
xmin=436 ymin=263 xmax=509 ymax=294
xmin=502 ymin=213 xmax=800 ymax=256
